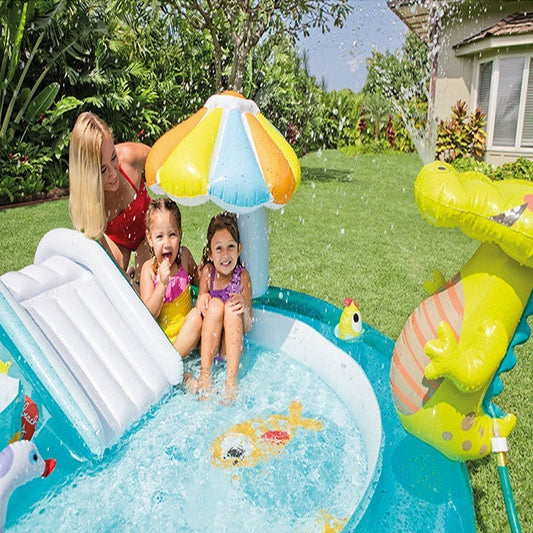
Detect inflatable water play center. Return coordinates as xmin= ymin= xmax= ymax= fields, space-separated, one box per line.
xmin=3 ymin=93 xmax=529 ymax=531
xmin=0 ymin=228 xmax=476 ymax=531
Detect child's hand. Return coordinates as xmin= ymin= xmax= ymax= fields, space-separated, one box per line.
xmin=196 ymin=293 xmax=211 ymax=317
xmin=227 ymin=293 xmax=245 ymax=315
xmin=159 ymin=258 xmax=171 ymax=286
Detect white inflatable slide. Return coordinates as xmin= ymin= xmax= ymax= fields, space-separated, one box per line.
xmin=0 ymin=229 xmax=182 ymax=458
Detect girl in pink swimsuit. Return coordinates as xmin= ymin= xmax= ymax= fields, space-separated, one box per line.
xmin=194 ymin=212 xmax=253 ymax=402
xmin=140 ymin=199 xmax=202 ymax=358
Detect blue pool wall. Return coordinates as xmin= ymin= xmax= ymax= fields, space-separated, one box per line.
xmin=254 ymin=286 xmax=476 ymax=532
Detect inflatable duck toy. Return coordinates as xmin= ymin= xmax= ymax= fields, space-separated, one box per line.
xmin=391 ymin=162 xmax=533 ymax=461
xmin=211 ymin=401 xmax=322 ymax=468
xmin=335 ymin=298 xmax=363 ymax=340
xmin=0 ymin=441 xmax=55 ymax=531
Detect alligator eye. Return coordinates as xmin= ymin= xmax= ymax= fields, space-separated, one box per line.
xmin=489 ymin=203 xmax=527 ymax=227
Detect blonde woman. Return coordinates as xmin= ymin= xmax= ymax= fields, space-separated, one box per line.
xmin=69 ymin=112 xmax=151 ymax=280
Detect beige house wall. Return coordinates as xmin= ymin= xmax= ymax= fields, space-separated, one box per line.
xmin=434 ymin=1 xmax=533 ymax=118
xmin=431 ymin=1 xmax=533 ymax=163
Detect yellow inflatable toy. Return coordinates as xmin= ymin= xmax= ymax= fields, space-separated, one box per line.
xmin=335 ymin=298 xmax=363 ymax=340
xmin=211 ymin=401 xmax=322 ymax=469
xmin=390 ymin=161 xmax=533 ymax=461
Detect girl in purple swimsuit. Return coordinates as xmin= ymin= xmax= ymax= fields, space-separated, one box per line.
xmin=194 ymin=212 xmax=252 ymax=402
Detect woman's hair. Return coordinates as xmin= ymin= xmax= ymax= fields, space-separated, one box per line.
xmin=201 ymin=212 xmax=241 ymax=267
xmin=146 ymin=198 xmax=182 ymax=272
xmin=68 ymin=112 xmax=113 ymax=240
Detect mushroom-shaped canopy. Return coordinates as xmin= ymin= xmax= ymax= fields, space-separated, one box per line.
xmin=145 ymin=91 xmax=301 ymax=213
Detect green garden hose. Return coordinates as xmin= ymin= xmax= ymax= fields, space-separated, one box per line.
xmin=492 ymin=435 xmax=521 ymax=533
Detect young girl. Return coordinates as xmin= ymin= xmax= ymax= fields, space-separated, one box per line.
xmin=195 ymin=212 xmax=253 ymax=401
xmin=140 ymin=199 xmax=203 ymax=358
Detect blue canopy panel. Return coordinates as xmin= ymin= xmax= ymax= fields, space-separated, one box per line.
xmin=208 ymin=107 xmax=271 ymax=212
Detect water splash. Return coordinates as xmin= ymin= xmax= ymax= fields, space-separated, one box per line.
xmin=376 ymin=1 xmax=450 ymax=164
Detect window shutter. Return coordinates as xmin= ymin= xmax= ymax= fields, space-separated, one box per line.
xmin=478 ymin=61 xmax=492 ymax=116
xmin=521 ymin=59 xmax=533 ymax=148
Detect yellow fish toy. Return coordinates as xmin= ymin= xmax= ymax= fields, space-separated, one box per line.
xmin=211 ymin=401 xmax=323 ymax=468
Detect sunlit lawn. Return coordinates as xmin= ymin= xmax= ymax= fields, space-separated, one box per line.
xmin=0 ymin=150 xmax=530 ymax=532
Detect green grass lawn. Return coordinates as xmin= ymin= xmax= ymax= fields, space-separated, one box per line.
xmin=0 ymin=151 xmax=530 ymax=532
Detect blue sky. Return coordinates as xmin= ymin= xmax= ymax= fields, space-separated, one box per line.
xmin=297 ymin=0 xmax=409 ymax=92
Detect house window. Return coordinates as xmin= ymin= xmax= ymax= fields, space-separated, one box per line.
xmin=477 ymin=55 xmax=533 ymax=150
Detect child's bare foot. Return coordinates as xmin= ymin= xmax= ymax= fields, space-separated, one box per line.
xmin=197 ymin=367 xmax=212 ymax=400
xmin=183 ymin=372 xmax=198 ymax=393
xmin=223 ymin=376 xmax=238 ymax=405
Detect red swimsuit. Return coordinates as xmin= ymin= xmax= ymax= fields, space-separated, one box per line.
xmin=105 ymin=167 xmax=151 ymax=251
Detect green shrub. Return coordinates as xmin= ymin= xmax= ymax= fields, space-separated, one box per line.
xmin=0 ymin=144 xmax=53 ymax=205
xmin=451 ymin=157 xmax=496 ymax=177
xmin=491 ymin=157 xmax=533 ymax=181
xmin=452 ymin=156 xmax=533 ymax=182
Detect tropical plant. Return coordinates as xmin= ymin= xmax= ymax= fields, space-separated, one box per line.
xmin=452 ymin=155 xmax=533 ymax=183
xmin=361 ymin=92 xmax=392 ymax=144
xmin=451 ymin=156 xmax=495 ymax=177
xmin=436 ymin=100 xmax=487 ymax=162
xmin=325 ymin=89 xmax=364 ymax=148
xmin=491 ymin=157 xmax=533 ymax=182
xmin=0 ymin=143 xmax=50 ymax=204
xmin=390 ymin=116 xmax=415 ymax=153
xmin=0 ymin=1 xmax=99 ymax=146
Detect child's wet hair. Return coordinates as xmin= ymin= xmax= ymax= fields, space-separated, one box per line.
xmin=201 ymin=212 xmax=241 ymax=266
xmin=146 ymin=198 xmax=182 ymax=272
xmin=145 ymin=198 xmax=182 ymax=233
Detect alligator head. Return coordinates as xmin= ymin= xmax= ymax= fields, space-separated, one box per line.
xmin=414 ymin=161 xmax=533 ymax=267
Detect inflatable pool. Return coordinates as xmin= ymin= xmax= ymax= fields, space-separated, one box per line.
xmin=0 ymin=229 xmax=475 ymax=531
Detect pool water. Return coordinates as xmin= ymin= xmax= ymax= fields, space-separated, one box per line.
xmin=9 ymin=343 xmax=368 ymax=532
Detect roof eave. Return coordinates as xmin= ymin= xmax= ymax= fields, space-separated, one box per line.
xmin=454 ymin=33 xmax=533 ymax=56
xmin=387 ymin=0 xmax=430 ymax=43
